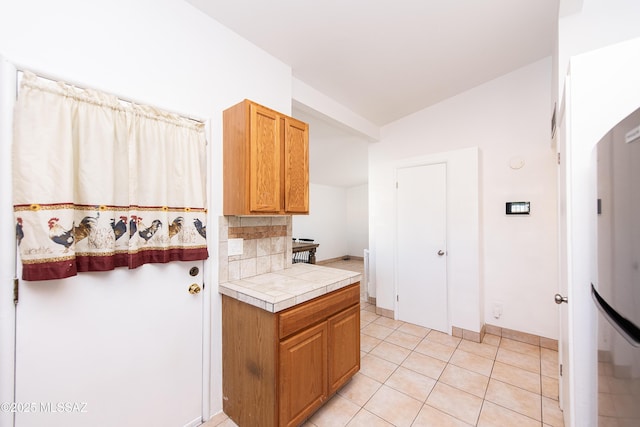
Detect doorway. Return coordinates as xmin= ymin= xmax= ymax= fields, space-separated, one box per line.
xmin=2 ymin=63 xmax=207 ymax=427
xmin=396 ymin=162 xmax=448 ymax=332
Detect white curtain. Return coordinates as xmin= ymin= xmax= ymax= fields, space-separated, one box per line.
xmin=13 ymin=71 xmax=208 ymax=281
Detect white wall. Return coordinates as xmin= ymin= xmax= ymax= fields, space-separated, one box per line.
xmin=370 ymin=147 xmax=481 ymax=331
xmin=370 ymin=58 xmax=558 ymax=338
xmin=346 ymin=184 xmax=369 ymax=257
xmin=292 ymin=183 xmax=369 ymax=262
xmin=293 ymin=79 xmax=379 ymax=141
xmin=557 ymin=0 xmax=640 ymax=102
xmin=0 ymin=0 xmax=292 ymax=421
xmin=292 ymin=184 xmax=348 ymax=261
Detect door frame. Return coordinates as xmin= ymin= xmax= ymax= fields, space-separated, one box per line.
xmin=392 ymin=148 xmax=481 ymax=335
xmin=394 ymin=161 xmax=449 ymax=332
xmin=0 ymin=57 xmax=18 ymax=427
xmin=559 ymin=41 xmax=640 ymax=426
xmin=556 ymin=76 xmax=573 ymax=427
xmin=393 ymin=155 xmax=452 ymax=332
xmin=0 ymin=58 xmax=213 ymax=427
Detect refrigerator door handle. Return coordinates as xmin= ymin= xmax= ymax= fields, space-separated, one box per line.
xmin=592 ymin=283 xmax=640 ymax=348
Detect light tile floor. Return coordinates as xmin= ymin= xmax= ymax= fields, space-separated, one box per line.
xmin=205 ymin=259 xmax=565 ymax=427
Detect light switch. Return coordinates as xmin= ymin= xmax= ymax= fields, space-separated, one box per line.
xmin=228 ymin=238 xmax=243 ymax=256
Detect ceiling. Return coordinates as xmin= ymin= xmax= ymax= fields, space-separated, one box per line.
xmin=186 ymin=0 xmax=559 ymax=187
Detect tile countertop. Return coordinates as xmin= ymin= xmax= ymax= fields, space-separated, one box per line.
xmin=218 ymin=263 xmax=362 ymax=313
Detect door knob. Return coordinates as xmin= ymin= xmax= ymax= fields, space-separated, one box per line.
xmin=189 ymin=283 xmax=201 ymax=295
xmin=437 ymin=250 xmax=445 ymax=256
xmin=554 ymin=293 xmax=568 ymax=304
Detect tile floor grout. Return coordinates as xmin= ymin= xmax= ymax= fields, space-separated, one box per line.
xmin=344 ymin=302 xmax=562 ymax=427
xmin=205 ymin=259 xmax=564 ymax=427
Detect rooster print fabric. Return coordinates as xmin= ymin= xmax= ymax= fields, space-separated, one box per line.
xmin=13 ymin=72 xmax=208 ymax=281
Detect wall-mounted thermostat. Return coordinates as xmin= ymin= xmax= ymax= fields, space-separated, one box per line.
xmin=506 ymin=201 xmax=530 ymax=215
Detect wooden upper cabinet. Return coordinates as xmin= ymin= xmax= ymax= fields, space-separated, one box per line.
xmin=283 ymin=117 xmax=309 ymax=213
xmin=249 ymin=104 xmax=281 ymax=212
xmin=223 ymin=99 xmax=309 ymax=215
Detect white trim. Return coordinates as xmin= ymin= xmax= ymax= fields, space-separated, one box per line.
xmin=0 ymin=56 xmax=17 ymax=427
xmin=184 ymin=415 xmax=204 ymax=427
xmin=393 ymin=159 xmax=451 ymax=333
xmin=201 ymin=119 xmax=213 ymax=423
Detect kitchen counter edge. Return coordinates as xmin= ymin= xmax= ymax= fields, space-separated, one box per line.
xmin=218 ymin=264 xmax=362 ymax=313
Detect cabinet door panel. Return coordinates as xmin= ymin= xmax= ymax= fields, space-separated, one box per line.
xmin=250 ymin=103 xmax=281 ymax=212
xmin=279 ymin=322 xmax=327 ymax=427
xmin=328 ymin=304 xmax=360 ymax=394
xmin=284 ymin=117 xmax=309 ymax=213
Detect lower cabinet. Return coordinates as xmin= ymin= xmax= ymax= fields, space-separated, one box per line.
xmin=279 ymin=322 xmax=328 ymax=427
xmin=327 ymin=305 xmax=360 ymax=395
xmin=222 ymin=283 xmax=360 ymax=427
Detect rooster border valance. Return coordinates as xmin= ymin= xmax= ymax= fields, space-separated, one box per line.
xmin=13 ymin=71 xmax=208 ymax=281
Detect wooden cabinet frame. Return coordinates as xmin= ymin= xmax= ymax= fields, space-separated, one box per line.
xmin=222 ymin=283 xmax=360 ymax=427
xmin=223 ymin=99 xmax=309 ymax=215
xmin=279 ymin=322 xmax=328 ymax=427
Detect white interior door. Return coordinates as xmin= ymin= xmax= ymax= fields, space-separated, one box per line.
xmin=557 ymin=81 xmax=572 ymax=427
xmin=396 ymin=163 xmax=448 ymax=332
xmin=14 ymin=261 xmax=204 ymax=427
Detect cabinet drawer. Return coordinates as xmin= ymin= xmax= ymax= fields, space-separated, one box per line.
xmin=278 ymin=283 xmax=359 ymax=340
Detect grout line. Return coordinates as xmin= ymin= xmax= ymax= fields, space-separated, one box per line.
xmin=540 ymin=344 xmax=544 ymax=424
xmin=356 ymin=304 xmax=560 ymax=427
xmin=352 ymin=260 xmax=561 ymax=426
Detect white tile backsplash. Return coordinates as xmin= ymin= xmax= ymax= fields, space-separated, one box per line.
xmin=219 ymin=215 xmax=292 ymax=283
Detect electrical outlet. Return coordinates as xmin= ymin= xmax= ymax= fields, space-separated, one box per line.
xmin=493 ymin=303 xmax=503 ymax=319
xmin=228 ymin=238 xmax=243 ymax=256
